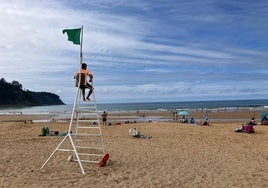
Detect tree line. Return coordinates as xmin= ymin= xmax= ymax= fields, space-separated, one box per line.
xmin=0 ymin=78 xmax=64 ymax=106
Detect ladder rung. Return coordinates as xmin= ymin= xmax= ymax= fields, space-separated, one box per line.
xmin=78 ymin=100 xmax=96 ymax=103
xmin=77 ymin=105 xmax=96 ymax=107
xmin=78 ymin=153 xmax=104 ymax=157
xmin=75 ymin=110 xmax=97 ymax=113
xmin=77 ymin=126 xmax=100 ymax=129
xmin=57 ymin=148 xmax=74 ymax=152
xmin=75 ymin=133 xmax=102 ymax=136
xmin=76 ymin=108 xmax=97 ymax=111
xmin=80 ymin=115 xmax=99 ymax=117
xmin=77 ymin=106 xmax=96 ymax=109
xmin=76 ymin=146 xmax=104 ymax=150
xmin=75 ymin=111 xmax=97 ymax=114
xmin=77 ymin=114 xmax=99 ymax=117
xmin=75 ymin=139 xmax=102 ymax=143
xmin=78 ymin=120 xmax=99 ymax=122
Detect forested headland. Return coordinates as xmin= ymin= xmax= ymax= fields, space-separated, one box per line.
xmin=0 ymin=78 xmax=64 ymax=106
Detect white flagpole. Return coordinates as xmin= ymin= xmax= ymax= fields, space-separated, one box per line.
xmin=80 ymin=25 xmax=83 ymax=65
xmin=68 ymin=26 xmax=83 ymax=134
xmin=66 ymin=25 xmax=85 ymax=174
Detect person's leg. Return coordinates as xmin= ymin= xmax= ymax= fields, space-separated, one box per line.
xmin=86 ymin=83 xmax=93 ymax=100
xmin=80 ymin=86 xmax=86 ymax=100
xmin=104 ymin=118 xmax=107 ymax=125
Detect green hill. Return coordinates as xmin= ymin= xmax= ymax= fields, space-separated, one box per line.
xmin=0 ymin=78 xmax=65 ymax=106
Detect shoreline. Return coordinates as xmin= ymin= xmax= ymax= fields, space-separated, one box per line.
xmin=0 ymin=110 xmax=265 ymax=124
xmin=1 ymin=98 xmax=268 ymax=116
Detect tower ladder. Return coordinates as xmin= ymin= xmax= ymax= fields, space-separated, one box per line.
xmin=41 ymin=82 xmax=105 ymax=174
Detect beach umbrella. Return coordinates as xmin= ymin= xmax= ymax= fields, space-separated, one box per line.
xmin=178 ymin=111 xmax=189 ymax=116
xmin=261 ymin=111 xmax=268 ymax=122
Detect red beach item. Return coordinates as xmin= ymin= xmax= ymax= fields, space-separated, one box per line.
xmin=98 ymin=154 xmax=109 ymax=167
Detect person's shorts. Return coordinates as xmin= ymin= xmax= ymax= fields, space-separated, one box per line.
xmin=80 ymin=83 xmax=93 ymax=89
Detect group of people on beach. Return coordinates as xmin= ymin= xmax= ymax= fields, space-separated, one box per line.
xmin=172 ymin=111 xmax=209 ymax=126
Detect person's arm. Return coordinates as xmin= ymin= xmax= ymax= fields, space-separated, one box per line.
xmin=86 ymin=70 xmax=93 ymax=82
xmin=88 ymin=74 xmax=93 ymax=82
xmin=74 ymin=71 xmax=79 ymax=79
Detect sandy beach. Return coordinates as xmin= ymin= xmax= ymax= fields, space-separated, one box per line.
xmin=0 ymin=111 xmax=268 ymax=188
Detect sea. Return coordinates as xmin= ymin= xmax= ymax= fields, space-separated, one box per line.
xmin=1 ymin=99 xmax=268 ymax=116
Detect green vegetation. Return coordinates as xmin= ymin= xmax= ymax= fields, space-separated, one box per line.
xmin=0 ymin=78 xmax=64 ymax=106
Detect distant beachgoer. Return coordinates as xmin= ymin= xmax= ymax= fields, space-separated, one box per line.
xmin=248 ymin=117 xmax=257 ymax=126
xmin=101 ymin=111 xmax=108 ymax=125
xmin=175 ymin=112 xmax=178 ymax=121
xmin=190 ymin=117 xmax=195 ymax=124
xmin=181 ymin=115 xmax=188 ymax=123
xmin=173 ymin=111 xmax=178 ymax=122
xmin=197 ymin=110 xmax=209 ymax=125
xmin=197 ymin=120 xmax=209 ymax=126
xmin=235 ymin=118 xmax=256 ymax=133
xmin=129 ymin=128 xmax=151 ymax=139
xmin=24 ymin=120 xmax=33 ymax=124
xmin=74 ymin=63 xmax=93 ymax=101
xmin=204 ymin=110 xmax=208 ymax=121
xmin=129 ymin=128 xmax=140 ymax=137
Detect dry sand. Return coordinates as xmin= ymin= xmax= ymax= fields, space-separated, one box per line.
xmin=0 ymin=111 xmax=268 ymax=188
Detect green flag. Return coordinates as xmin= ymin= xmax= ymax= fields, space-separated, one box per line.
xmin=62 ymin=28 xmax=81 ymax=45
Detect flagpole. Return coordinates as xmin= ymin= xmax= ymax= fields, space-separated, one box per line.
xmin=80 ymin=25 xmax=83 ymax=65
xmin=67 ymin=26 xmax=85 ymax=173
xmin=67 ymin=26 xmax=83 ymax=134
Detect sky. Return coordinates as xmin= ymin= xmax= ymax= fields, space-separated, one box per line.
xmin=0 ymin=0 xmax=268 ymax=104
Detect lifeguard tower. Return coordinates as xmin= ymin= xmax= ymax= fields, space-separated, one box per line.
xmin=41 ymin=26 xmax=105 ymax=174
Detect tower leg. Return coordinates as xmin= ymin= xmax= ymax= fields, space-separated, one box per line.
xmin=40 ymin=133 xmax=86 ymax=174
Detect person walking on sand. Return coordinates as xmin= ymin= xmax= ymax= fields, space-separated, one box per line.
xmin=101 ymin=111 xmax=108 ymax=125
xmin=74 ymin=63 xmax=93 ymax=101
xmin=172 ymin=111 xmax=178 ymax=122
